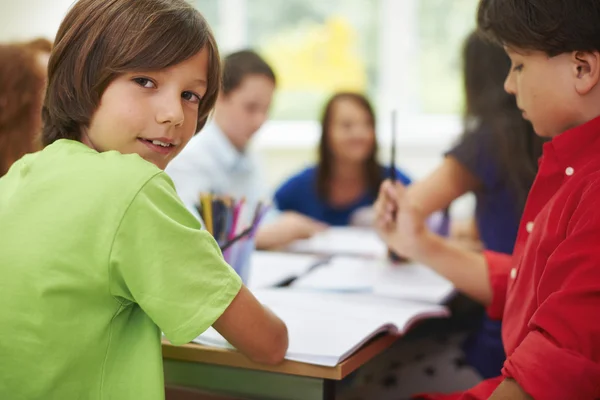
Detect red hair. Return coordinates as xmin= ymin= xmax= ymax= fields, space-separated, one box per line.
xmin=0 ymin=44 xmax=45 ymax=176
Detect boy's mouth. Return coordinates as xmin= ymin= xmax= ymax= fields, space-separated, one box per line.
xmin=138 ymin=138 xmax=176 ymax=155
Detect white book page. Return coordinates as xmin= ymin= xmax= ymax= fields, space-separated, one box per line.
xmin=286 ymin=227 xmax=387 ymax=258
xmin=373 ymin=262 xmax=456 ymax=304
xmin=247 ymin=251 xmax=325 ymax=289
xmin=193 ymin=289 xmax=449 ymax=367
xmin=291 ymin=257 xmax=455 ymax=304
xmin=291 ymin=257 xmax=378 ymax=291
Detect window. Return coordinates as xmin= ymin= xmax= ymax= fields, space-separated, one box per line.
xmin=247 ymin=0 xmax=379 ymax=121
xmin=417 ymin=0 xmax=480 ymax=114
xmin=193 ymin=0 xmax=481 ymax=147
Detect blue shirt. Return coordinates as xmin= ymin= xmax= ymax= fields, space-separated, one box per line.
xmin=274 ymin=165 xmax=411 ymax=226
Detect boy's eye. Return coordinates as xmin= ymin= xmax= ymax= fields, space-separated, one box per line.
xmin=182 ymin=91 xmax=201 ymax=104
xmin=133 ymin=77 xmax=156 ymax=88
xmin=512 ymin=64 xmax=524 ymax=72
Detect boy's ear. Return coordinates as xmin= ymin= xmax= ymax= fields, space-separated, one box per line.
xmin=573 ymin=51 xmax=600 ymax=95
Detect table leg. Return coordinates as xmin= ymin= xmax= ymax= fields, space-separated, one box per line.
xmin=322 ymin=379 xmax=336 ymax=400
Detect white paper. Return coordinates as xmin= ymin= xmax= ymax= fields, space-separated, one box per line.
xmin=286 ymin=227 xmax=387 ymax=258
xmin=193 ymin=289 xmax=449 ymax=367
xmin=373 ymin=262 xmax=456 ymax=304
xmin=291 ymin=257 xmax=455 ymax=304
xmin=246 ymin=251 xmax=325 ymax=289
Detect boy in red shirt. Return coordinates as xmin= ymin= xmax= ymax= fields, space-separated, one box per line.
xmin=374 ymin=0 xmax=600 ymax=398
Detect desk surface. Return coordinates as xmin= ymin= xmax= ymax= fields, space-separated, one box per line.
xmin=162 ymin=334 xmax=398 ymax=381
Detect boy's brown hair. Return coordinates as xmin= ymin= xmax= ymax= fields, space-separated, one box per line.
xmin=222 ymin=50 xmax=276 ymax=95
xmin=477 ymin=0 xmax=600 ymax=56
xmin=42 ymin=0 xmax=221 ymax=146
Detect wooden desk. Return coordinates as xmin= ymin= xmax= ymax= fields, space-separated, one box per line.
xmin=162 ymin=335 xmax=398 ymax=400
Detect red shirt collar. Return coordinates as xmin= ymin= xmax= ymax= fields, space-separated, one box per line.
xmin=545 ymin=115 xmax=600 ymax=169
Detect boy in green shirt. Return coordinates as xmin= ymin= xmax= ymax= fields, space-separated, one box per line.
xmin=0 ymin=1 xmax=288 ymax=399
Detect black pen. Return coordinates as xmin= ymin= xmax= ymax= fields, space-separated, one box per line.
xmin=220 ymin=226 xmax=252 ymax=252
xmin=390 ymin=109 xmax=397 ymax=182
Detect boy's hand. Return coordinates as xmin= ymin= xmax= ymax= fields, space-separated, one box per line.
xmin=373 ymin=180 xmax=430 ymax=260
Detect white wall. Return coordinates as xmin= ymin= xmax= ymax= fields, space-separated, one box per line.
xmin=0 ymin=0 xmax=74 ymax=41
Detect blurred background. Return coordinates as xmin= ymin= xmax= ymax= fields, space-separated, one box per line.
xmin=0 ymin=0 xmax=480 ymax=216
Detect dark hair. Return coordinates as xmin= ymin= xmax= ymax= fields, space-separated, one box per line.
xmin=42 ymin=0 xmax=221 ymax=146
xmin=316 ymin=92 xmax=382 ymax=200
xmin=461 ymin=31 xmax=545 ymax=212
xmin=477 ymin=0 xmax=600 ymax=56
xmin=222 ymin=50 xmax=276 ymax=95
xmin=0 ymin=44 xmax=45 ymax=176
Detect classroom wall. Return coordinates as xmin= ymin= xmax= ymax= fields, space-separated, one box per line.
xmin=0 ymin=0 xmax=72 ymax=41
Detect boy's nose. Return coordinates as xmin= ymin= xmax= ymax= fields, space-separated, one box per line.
xmin=504 ymin=72 xmax=516 ymax=95
xmin=156 ymin=98 xmax=185 ymax=126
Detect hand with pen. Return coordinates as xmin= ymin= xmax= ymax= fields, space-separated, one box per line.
xmin=373 ymin=179 xmax=432 ymax=261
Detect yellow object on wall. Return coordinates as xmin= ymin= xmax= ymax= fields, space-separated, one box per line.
xmin=261 ymin=16 xmax=367 ymax=93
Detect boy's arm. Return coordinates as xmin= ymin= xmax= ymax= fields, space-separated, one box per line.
xmin=409 ymin=232 xmax=511 ymax=308
xmin=110 ymin=173 xmax=288 ymax=364
xmin=501 ymin=186 xmax=600 ymax=399
xmin=488 ymin=379 xmax=533 ymax=400
xmin=375 ymin=180 xmax=513 ymax=307
xmin=213 ymin=285 xmax=288 ymax=365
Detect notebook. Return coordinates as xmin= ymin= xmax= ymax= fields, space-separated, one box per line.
xmin=246 ymin=251 xmax=327 ymax=289
xmin=193 ymin=288 xmax=449 ymax=367
xmin=290 ymin=256 xmax=455 ymax=304
xmin=286 ymin=227 xmax=387 ymax=258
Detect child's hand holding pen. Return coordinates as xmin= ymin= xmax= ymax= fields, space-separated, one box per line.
xmin=373 ymin=179 xmax=431 ymax=261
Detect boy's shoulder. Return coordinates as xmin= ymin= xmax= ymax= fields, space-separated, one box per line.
xmin=45 ymin=139 xmax=163 ymax=187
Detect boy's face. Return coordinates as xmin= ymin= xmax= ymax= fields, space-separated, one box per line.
xmin=83 ymin=49 xmax=210 ymax=170
xmin=504 ymin=46 xmax=597 ymax=138
xmin=215 ymin=74 xmax=275 ymax=151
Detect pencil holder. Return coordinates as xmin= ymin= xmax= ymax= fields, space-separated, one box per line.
xmin=223 ymin=237 xmax=255 ymax=284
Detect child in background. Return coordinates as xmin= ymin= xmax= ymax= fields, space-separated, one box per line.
xmin=375 ymin=0 xmax=600 ymax=398
xmin=0 ymin=1 xmax=287 ymax=399
xmin=274 ymin=92 xmax=411 ymax=226
xmin=0 ymin=44 xmax=46 ymax=176
xmin=167 ymin=50 xmax=326 ymax=249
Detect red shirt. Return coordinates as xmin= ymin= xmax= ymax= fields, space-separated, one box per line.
xmin=423 ymin=116 xmax=600 ymax=399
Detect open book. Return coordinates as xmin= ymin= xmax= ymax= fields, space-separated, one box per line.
xmin=291 ymin=256 xmax=456 ymax=304
xmin=246 ymin=251 xmax=328 ymax=289
xmin=193 ymin=289 xmax=449 ymax=367
xmin=286 ymin=227 xmax=387 ymax=258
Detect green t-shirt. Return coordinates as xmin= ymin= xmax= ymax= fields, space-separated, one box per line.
xmin=0 ymin=140 xmax=242 ymax=400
